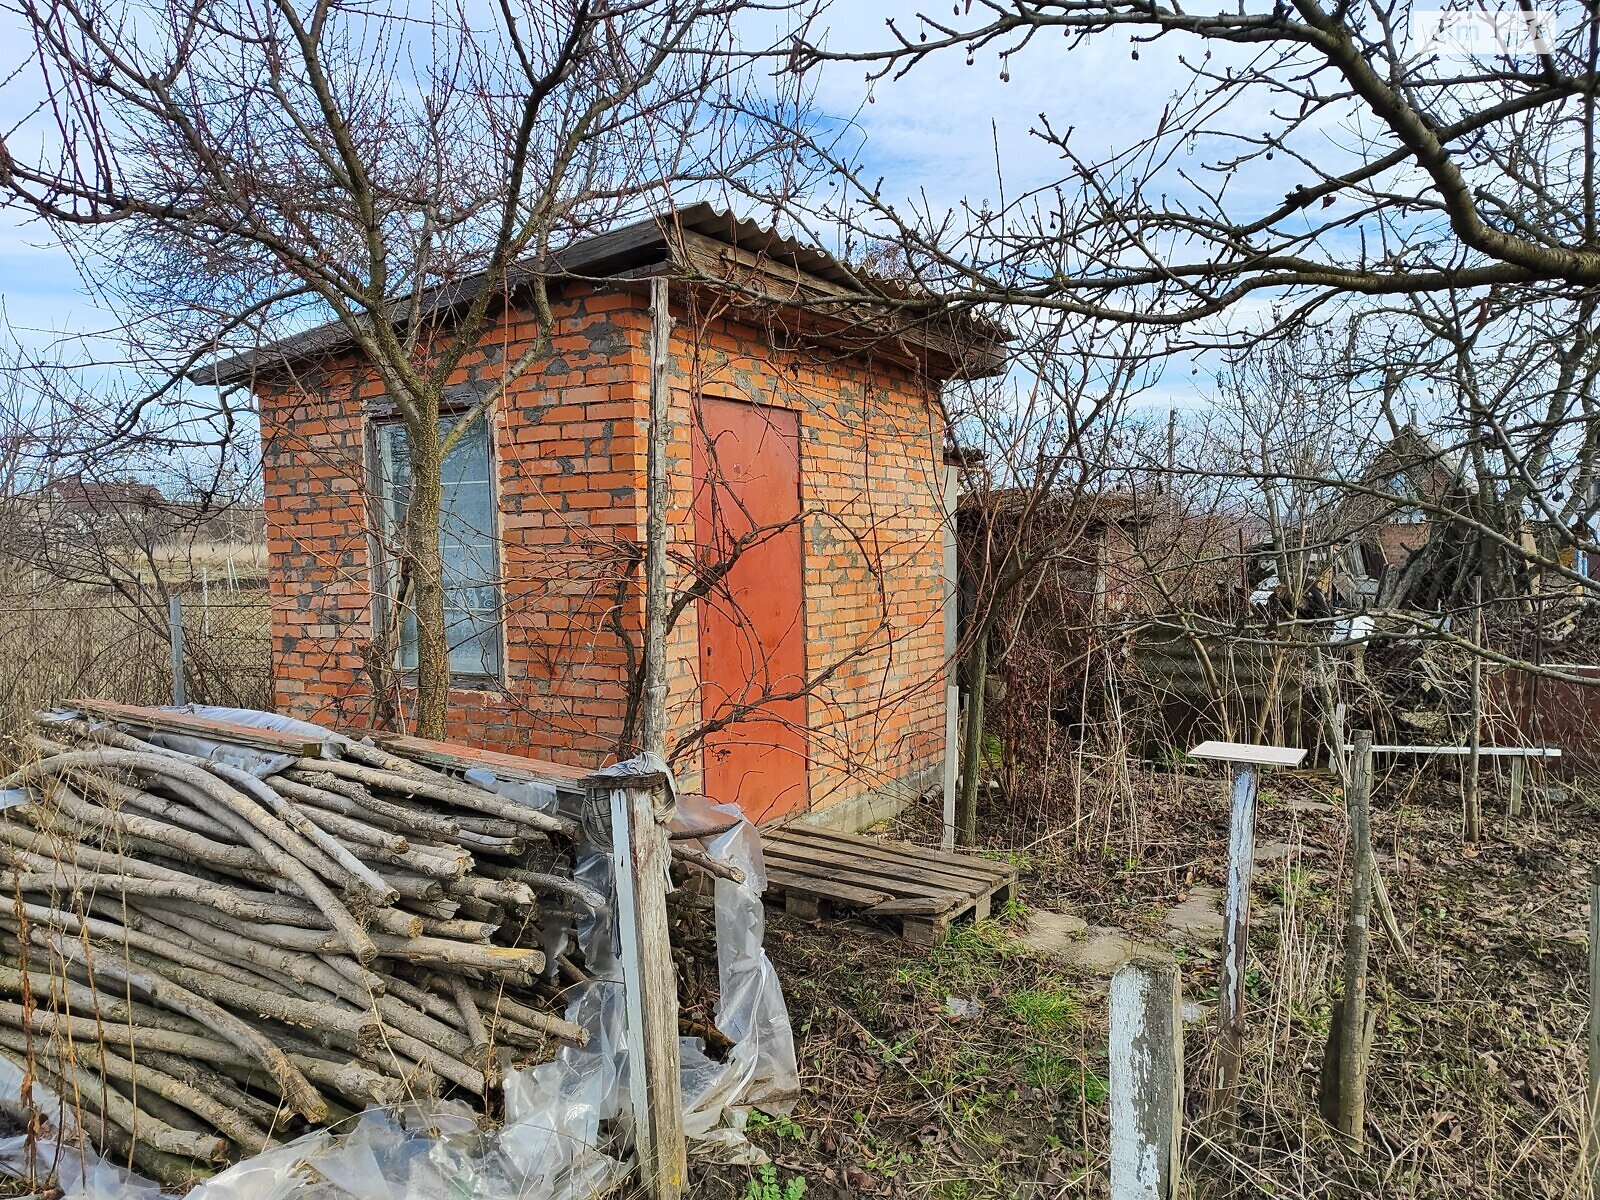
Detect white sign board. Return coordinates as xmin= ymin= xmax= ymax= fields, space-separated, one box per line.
xmin=1188 ymin=741 xmax=1307 ymax=768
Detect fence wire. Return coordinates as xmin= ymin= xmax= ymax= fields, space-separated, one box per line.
xmin=0 ymin=591 xmax=273 ymax=721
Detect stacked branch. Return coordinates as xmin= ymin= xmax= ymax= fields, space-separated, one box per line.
xmin=0 ymin=715 xmax=612 ymax=1185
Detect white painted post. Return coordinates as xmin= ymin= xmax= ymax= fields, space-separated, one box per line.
xmin=1109 ymin=960 xmax=1183 ymax=1200
xmin=168 ymin=594 xmax=187 ymax=706
xmin=609 ymin=775 xmax=684 ymax=1200
xmin=1211 ymin=764 xmax=1257 ymax=1117
xmin=1187 ymin=740 xmax=1305 ymax=1124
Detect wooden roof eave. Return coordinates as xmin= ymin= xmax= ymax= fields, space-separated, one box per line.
xmin=666 ymin=231 xmax=1007 ymax=381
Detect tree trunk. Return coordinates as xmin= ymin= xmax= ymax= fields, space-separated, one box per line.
xmin=957 ymin=621 xmax=990 ymax=847
xmin=406 ymin=420 xmax=449 ymax=739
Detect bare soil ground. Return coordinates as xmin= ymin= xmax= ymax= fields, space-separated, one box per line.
xmin=692 ymin=758 xmax=1599 ymax=1199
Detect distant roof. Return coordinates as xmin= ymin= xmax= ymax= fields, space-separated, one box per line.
xmin=959 ymin=487 xmax=1172 ymax=529
xmin=51 ymin=475 xmax=165 ymax=509
xmin=194 ymin=203 xmax=1005 ymax=388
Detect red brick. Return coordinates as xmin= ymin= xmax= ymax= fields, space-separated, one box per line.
xmin=254 ymin=282 xmax=948 ymax=818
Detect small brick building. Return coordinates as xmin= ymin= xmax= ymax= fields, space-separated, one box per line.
xmin=205 ymin=207 xmax=998 ymax=827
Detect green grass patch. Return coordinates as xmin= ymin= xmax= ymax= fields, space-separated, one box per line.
xmin=1002 ymin=985 xmax=1079 ymax=1033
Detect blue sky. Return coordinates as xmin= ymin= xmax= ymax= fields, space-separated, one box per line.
xmin=0 ymin=0 xmax=1313 ymax=422
xmin=0 ymin=4 xmax=1208 ymax=329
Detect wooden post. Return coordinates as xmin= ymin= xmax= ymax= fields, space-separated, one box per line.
xmin=618 ymin=275 xmax=685 ymax=1200
xmin=956 ymin=618 xmax=989 ymax=847
xmin=610 ymin=776 xmax=685 ymax=1200
xmin=1109 ymin=960 xmax=1183 ymax=1200
xmin=1506 ymin=755 xmax=1526 ymax=832
xmin=640 ymin=276 xmax=673 ymax=758
xmin=1320 ymin=731 xmax=1374 ymax=1149
xmin=941 ymin=462 xmax=960 ymax=850
xmin=1329 ymin=699 xmax=1349 ymax=784
xmin=1209 ymin=763 xmax=1258 ymax=1120
xmin=167 ymin=594 xmax=187 ymax=706
xmin=1464 ymin=578 xmax=1484 ymax=843
xmin=1587 ymin=863 xmax=1600 ymax=1193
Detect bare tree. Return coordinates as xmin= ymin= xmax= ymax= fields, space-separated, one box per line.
xmin=944 ymin=318 xmax=1156 ymax=842
xmin=773 ymin=0 xmax=1600 ymax=742
xmin=787 ymin=0 xmax=1600 ymax=328
xmin=0 ymin=0 xmax=768 ymax=736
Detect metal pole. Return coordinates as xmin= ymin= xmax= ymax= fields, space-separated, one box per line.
xmin=168 ymin=594 xmax=187 ymax=706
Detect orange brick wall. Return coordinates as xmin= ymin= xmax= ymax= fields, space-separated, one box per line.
xmin=255 ymin=282 xmax=949 ymax=822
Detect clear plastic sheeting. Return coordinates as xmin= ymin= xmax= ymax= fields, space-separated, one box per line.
xmin=3 ymin=709 xmax=798 ymax=1198
xmin=673 ymin=791 xmax=798 ymax=1137
xmin=0 ymin=1054 xmax=168 ymax=1200
xmin=39 ymin=704 xmax=339 ymax=778
xmin=469 ymin=754 xmax=800 ymax=1181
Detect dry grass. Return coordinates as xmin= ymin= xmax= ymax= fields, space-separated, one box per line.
xmin=138 ymin=539 xmax=269 ymax=584
xmin=0 ymin=587 xmax=273 ymax=729
xmin=692 ymin=759 xmax=1600 ymax=1199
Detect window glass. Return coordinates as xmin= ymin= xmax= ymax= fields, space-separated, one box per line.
xmin=377 ymin=417 xmax=501 ymax=677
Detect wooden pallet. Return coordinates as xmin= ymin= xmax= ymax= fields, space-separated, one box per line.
xmin=759 ymin=823 xmax=1018 ymax=946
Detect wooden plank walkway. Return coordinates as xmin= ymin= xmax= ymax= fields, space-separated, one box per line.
xmin=760 ymin=823 xmax=1018 ymax=946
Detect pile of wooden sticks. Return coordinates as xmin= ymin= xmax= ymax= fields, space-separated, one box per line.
xmin=0 ymin=711 xmax=619 ymax=1185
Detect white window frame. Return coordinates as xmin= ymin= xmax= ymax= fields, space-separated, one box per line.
xmin=372 ymin=412 xmax=504 ymax=681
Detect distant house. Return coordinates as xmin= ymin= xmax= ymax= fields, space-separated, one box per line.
xmin=200 ymin=206 xmax=1001 ymax=827
xmin=1332 ymin=424 xmax=1472 ymax=607
xmin=957 ymin=489 xmax=1167 ymax=624
xmin=1240 ymin=426 xmax=1476 ymax=615
xmin=44 ymin=475 xmax=167 ymax=541
xmin=50 ymin=474 xmax=165 ymax=514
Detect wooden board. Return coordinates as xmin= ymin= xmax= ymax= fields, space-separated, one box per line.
xmin=772 ymin=824 xmax=1013 ymax=885
xmin=760 ymin=825 xmax=1018 ymax=946
xmin=367 ymin=731 xmax=590 ymax=795
xmin=1368 ymin=745 xmax=1562 ymax=757
xmin=64 ymin=700 xmax=328 ymax=757
xmin=761 ymin=843 xmax=993 ymax=902
xmin=1188 ymin=740 xmax=1307 ymax=768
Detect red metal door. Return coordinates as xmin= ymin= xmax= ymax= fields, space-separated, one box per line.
xmin=693 ymin=397 xmax=809 ymax=821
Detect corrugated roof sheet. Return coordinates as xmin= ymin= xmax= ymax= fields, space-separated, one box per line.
xmin=194 ymin=203 xmax=999 ymax=386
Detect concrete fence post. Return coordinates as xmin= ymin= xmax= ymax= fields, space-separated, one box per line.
xmin=1109 ymin=959 xmax=1183 ymax=1200
xmin=168 ymin=594 xmax=187 ymax=706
